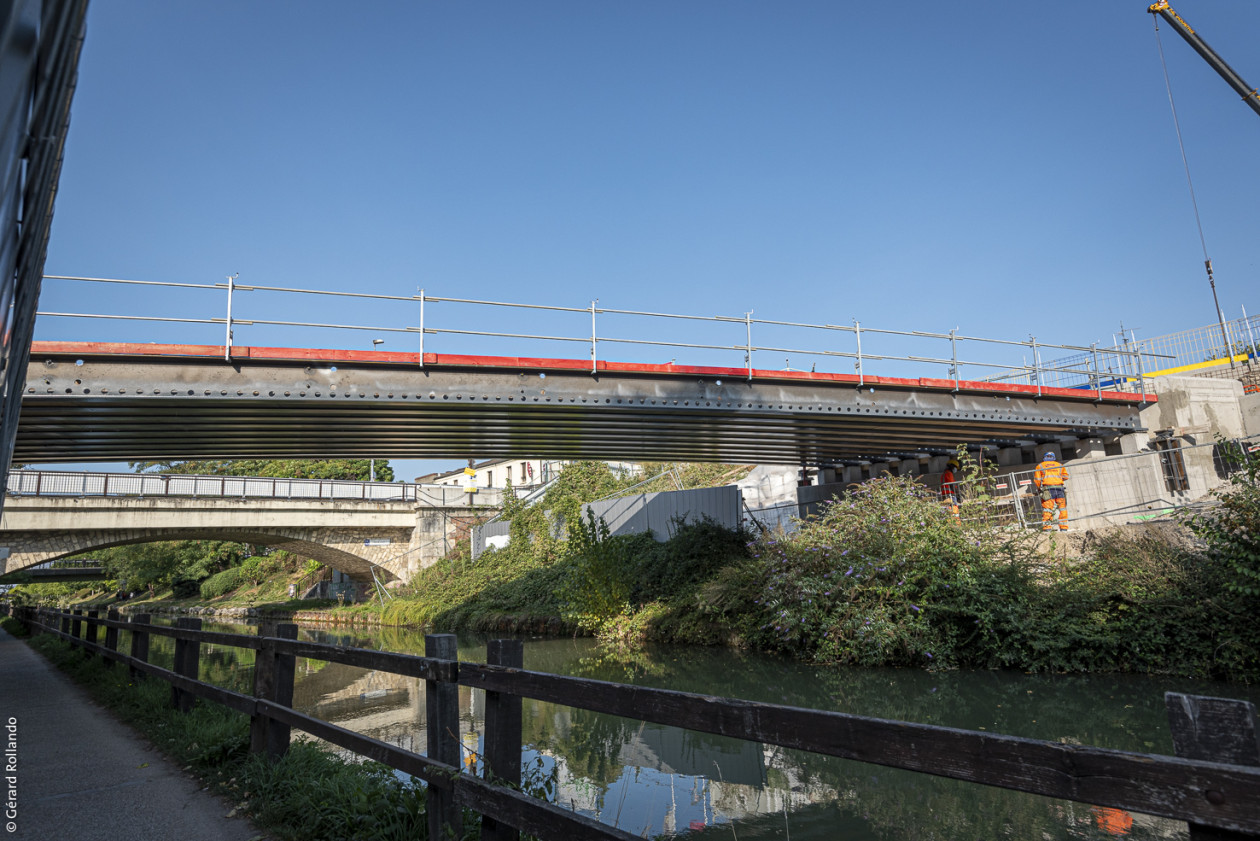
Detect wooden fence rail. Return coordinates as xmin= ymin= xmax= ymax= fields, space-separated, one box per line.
xmin=7 ymin=604 xmax=1260 ymax=840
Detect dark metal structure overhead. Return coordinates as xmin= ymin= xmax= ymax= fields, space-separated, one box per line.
xmin=16 ymin=343 xmax=1151 ymax=466
xmin=0 ymin=0 xmax=88 ymax=487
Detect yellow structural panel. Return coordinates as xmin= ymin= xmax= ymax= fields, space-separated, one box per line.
xmin=1136 ymin=352 xmax=1251 ymax=380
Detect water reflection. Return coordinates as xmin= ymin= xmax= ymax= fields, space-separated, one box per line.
xmin=136 ymin=620 xmax=1259 ymax=840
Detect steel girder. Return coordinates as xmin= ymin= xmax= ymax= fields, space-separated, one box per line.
xmin=16 ymin=344 xmax=1149 ymax=465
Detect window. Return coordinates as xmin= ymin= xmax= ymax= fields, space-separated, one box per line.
xmin=486 ymin=471 xmax=493 ymax=487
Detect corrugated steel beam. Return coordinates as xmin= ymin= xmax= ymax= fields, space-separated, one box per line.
xmin=16 ymin=344 xmax=1150 ymax=465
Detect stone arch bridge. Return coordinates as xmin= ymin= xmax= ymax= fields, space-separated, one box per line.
xmin=0 ymin=485 xmax=495 ymax=584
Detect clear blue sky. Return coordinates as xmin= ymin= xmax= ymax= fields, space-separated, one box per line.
xmin=34 ymin=1 xmax=1260 ymax=479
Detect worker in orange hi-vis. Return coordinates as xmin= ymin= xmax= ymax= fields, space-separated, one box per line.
xmin=1033 ymin=451 xmax=1069 ymax=531
xmin=940 ymin=458 xmax=961 ymax=520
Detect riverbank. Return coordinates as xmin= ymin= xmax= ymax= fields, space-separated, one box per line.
xmin=11 ymin=459 xmax=1259 ymax=682
xmin=367 ymin=475 xmax=1260 ymax=681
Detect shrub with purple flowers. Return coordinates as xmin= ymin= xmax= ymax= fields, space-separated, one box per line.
xmin=712 ymin=475 xmax=1011 ymax=666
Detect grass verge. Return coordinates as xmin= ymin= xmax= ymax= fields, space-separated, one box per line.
xmin=17 ymin=628 xmax=440 ymax=841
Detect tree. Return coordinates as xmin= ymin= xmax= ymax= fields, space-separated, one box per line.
xmin=128 ymin=458 xmax=394 ymax=482
xmin=92 ymin=540 xmax=253 ymax=591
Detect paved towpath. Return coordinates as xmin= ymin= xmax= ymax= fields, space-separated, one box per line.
xmin=0 ymin=624 xmax=264 ymax=841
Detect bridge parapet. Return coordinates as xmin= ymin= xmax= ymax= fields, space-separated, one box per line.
xmin=0 ymin=480 xmax=502 ymax=583
xmin=6 ymin=469 xmax=505 ymax=507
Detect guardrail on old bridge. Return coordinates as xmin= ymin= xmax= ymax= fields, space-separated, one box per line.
xmin=6 ymin=605 xmax=1260 ymax=841
xmin=4 ymin=469 xmax=506 ymax=507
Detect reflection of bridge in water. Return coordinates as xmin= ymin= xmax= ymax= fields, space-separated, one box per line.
xmin=128 ymin=621 xmax=1199 ymax=839
xmin=274 ymin=631 xmax=846 ymax=832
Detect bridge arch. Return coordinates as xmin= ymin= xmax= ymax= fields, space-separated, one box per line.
xmin=0 ymin=527 xmax=414 ymax=581
xmin=0 ymin=489 xmax=493 ymax=584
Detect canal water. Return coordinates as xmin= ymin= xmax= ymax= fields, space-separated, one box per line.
xmin=139 ymin=620 xmax=1259 ymax=840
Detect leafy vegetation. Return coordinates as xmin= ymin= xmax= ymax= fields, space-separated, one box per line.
xmin=406 ymin=456 xmax=1260 ymax=680
xmin=12 ymin=453 xmax=1258 ymax=682
xmin=687 ymin=472 xmax=1259 ymax=680
xmin=1186 ymin=441 xmax=1260 ymax=597
xmin=129 ymin=458 xmax=396 ymax=482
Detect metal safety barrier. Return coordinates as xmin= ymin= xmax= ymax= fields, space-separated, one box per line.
xmin=3 ymin=469 xmax=507 ymax=507
xmin=38 ymin=275 xmax=1162 ymax=397
xmin=989 ymin=307 xmax=1259 ymax=392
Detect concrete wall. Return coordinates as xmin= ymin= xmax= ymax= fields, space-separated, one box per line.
xmin=1242 ymin=392 xmax=1260 ymax=438
xmin=588 ymin=485 xmax=740 ymax=540
xmin=1143 ymin=376 xmax=1245 ymax=441
xmin=735 ymin=465 xmax=800 ymax=509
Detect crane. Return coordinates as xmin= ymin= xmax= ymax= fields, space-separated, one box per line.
xmin=1147 ymin=1 xmax=1260 ymax=118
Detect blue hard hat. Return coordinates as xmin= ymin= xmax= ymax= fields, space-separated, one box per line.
xmin=1043 ymin=451 xmax=1056 ymax=460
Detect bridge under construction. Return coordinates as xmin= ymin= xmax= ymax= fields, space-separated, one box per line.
xmin=16 ymin=341 xmax=1150 ymax=467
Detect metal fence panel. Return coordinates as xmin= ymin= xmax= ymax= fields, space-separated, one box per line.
xmin=590 ymin=485 xmax=740 ymax=541
xmin=472 ymin=485 xmax=742 ymax=559
xmin=950 ymin=436 xmax=1258 ymax=530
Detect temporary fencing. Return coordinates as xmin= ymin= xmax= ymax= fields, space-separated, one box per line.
xmin=988 ymin=307 xmax=1259 ymax=393
xmin=949 ymin=435 xmax=1260 ymax=531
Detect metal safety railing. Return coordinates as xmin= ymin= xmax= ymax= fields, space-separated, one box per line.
xmin=37 ymin=275 xmax=1163 ymax=398
xmin=3 ymin=469 xmax=506 ymax=507
xmin=988 ymin=307 xmax=1259 ymax=392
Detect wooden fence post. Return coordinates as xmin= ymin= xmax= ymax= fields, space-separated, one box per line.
xmin=250 ymin=622 xmax=298 ymax=759
xmin=103 ymin=609 xmax=119 ymax=668
xmin=84 ymin=609 xmax=98 ymax=657
xmin=129 ymin=614 xmax=150 ymax=681
xmin=1166 ymin=692 xmax=1260 ymax=841
xmin=171 ymin=617 xmax=202 ymax=712
xmin=426 ymin=633 xmax=461 ymax=840
xmin=59 ymin=610 xmax=70 ymax=636
xmin=70 ymin=609 xmax=81 ymax=645
xmin=482 ymin=639 xmax=524 ymax=841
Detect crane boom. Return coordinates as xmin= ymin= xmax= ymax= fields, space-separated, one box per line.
xmin=1148 ymin=2 xmax=1260 ymax=118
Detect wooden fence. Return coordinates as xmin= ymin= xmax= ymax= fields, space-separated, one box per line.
xmin=8 ymin=605 xmax=1260 ymax=841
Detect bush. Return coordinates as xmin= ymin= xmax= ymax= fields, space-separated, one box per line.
xmin=170 ymin=576 xmax=205 ymax=599
xmin=1187 ymin=443 xmax=1260 ymax=597
xmin=557 ymin=510 xmax=642 ymax=634
xmin=629 ymin=517 xmax=751 ymax=605
xmin=713 ymin=476 xmax=992 ymax=665
xmin=239 ymin=555 xmax=282 ymax=585
xmin=199 ymin=566 xmax=244 ymax=599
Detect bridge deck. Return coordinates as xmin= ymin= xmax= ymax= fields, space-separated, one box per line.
xmin=18 ymin=342 xmax=1151 ymax=465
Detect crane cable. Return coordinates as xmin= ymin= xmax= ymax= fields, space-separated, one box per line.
xmin=1152 ymin=15 xmax=1235 ymax=367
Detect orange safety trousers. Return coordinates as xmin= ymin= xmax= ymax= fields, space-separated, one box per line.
xmin=1041 ymin=496 xmax=1068 ymax=530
